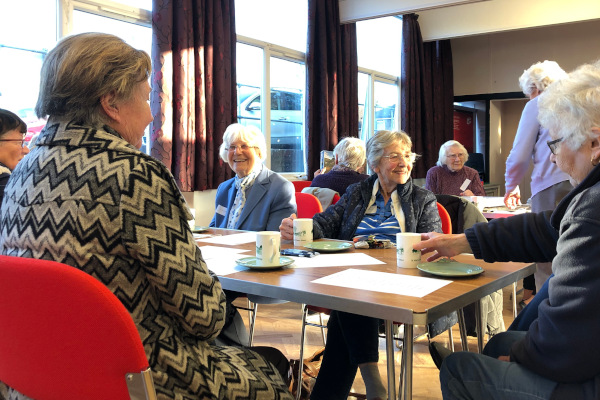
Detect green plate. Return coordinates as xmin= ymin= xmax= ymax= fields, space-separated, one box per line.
xmin=303 ymin=241 xmax=353 ymax=252
xmin=192 ymin=226 xmax=210 ymax=233
xmin=417 ymin=259 xmax=484 ymax=277
xmin=235 ymin=256 xmax=295 ymax=270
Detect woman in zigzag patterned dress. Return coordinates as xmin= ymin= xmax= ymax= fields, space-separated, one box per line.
xmin=0 ymin=33 xmax=292 ymax=400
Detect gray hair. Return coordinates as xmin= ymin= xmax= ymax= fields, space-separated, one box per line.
xmin=333 ymin=137 xmax=366 ymax=171
xmin=519 ymin=60 xmax=567 ymax=98
xmin=35 ymin=33 xmax=151 ymax=127
xmin=219 ymin=123 xmax=267 ymax=162
xmin=538 ymin=60 xmax=600 ymax=151
xmin=437 ymin=140 xmax=469 ymax=167
xmin=366 ymin=130 xmax=417 ymax=171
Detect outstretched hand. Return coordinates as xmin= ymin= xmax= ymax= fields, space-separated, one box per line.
xmin=279 ymin=213 xmax=297 ymax=240
xmin=413 ymin=232 xmax=472 ymax=262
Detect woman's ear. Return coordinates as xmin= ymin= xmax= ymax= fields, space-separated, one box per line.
xmin=590 ymin=127 xmax=600 ymax=161
xmin=100 ymin=92 xmax=120 ymax=122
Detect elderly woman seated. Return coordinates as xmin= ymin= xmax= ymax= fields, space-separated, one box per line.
xmin=0 ymin=109 xmax=30 ymax=207
xmin=281 ymin=130 xmax=443 ymax=400
xmin=210 ymin=123 xmax=295 ymax=231
xmin=425 ymin=140 xmax=485 ymax=196
xmin=0 ymin=33 xmax=292 ymax=400
xmin=416 ymin=60 xmax=600 ymax=400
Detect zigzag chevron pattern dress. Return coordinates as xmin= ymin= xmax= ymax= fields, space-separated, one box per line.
xmin=0 ymin=120 xmax=293 ymax=400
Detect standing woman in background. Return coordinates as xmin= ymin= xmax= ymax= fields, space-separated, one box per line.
xmin=0 ymin=109 xmax=30 ymax=207
xmin=504 ymin=60 xmax=572 ymax=304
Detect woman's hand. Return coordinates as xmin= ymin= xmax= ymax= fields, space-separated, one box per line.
xmin=504 ymin=187 xmax=521 ymax=209
xmin=460 ymin=189 xmax=475 ymax=196
xmin=279 ymin=213 xmax=297 ymax=240
xmin=498 ymin=355 xmax=510 ymax=362
xmin=413 ymin=232 xmax=472 ymax=262
xmin=313 ymin=169 xmax=323 ymax=177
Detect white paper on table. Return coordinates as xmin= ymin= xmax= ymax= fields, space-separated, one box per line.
xmin=205 ymin=253 xmax=250 ymax=276
xmin=459 ymin=178 xmax=471 ymax=192
xmin=312 ymin=268 xmax=452 ymax=298
xmin=198 ymin=245 xmax=249 ymax=260
xmin=196 ymin=232 xmax=256 ymax=245
xmin=193 ymin=233 xmax=212 ymax=240
xmin=291 ymin=253 xmax=384 ymax=268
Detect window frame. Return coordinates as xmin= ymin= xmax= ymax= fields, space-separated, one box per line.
xmin=236 ymin=35 xmax=307 ymax=178
xmin=358 ymin=67 xmax=401 ymax=142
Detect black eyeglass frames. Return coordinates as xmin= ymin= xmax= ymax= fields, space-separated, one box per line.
xmin=547 ymin=137 xmax=563 ymax=155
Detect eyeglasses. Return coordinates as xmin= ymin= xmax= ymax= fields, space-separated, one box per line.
xmin=381 ymin=153 xmax=414 ymax=163
xmin=0 ymin=138 xmax=26 ymax=148
xmin=446 ymin=153 xmax=464 ymax=159
xmin=228 ymin=144 xmax=257 ymax=152
xmin=547 ymin=137 xmax=563 ymax=155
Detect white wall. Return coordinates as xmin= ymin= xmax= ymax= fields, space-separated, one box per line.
xmin=452 ymin=19 xmax=600 ymax=96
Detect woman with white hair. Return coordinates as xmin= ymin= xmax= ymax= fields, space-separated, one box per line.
xmin=210 ymin=123 xmax=296 ymax=231
xmin=309 ymin=137 xmax=369 ymax=195
xmin=416 ymin=60 xmax=600 ymax=400
xmin=505 ymin=60 xmax=572 ymax=302
xmin=425 ymin=140 xmax=485 ymax=196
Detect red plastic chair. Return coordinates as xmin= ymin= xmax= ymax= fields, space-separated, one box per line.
xmin=0 ymin=256 xmax=157 ymax=400
xmin=292 ymin=180 xmax=312 ymax=192
xmin=295 ymin=192 xmax=323 ymax=218
xmin=436 ymin=202 xmax=453 ymax=234
xmin=331 ymin=193 xmax=341 ymax=205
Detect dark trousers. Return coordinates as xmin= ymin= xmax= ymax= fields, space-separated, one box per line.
xmin=310 ymin=311 xmax=380 ymax=400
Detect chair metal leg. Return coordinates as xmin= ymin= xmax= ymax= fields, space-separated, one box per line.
xmin=247 ymin=299 xmax=257 ymax=347
xmin=297 ymin=304 xmax=308 ymax=400
xmin=475 ymin=300 xmax=485 ymax=353
xmin=447 ymin=327 xmax=455 ymax=352
xmin=457 ymin=308 xmax=469 ymax=352
xmin=318 ymin=312 xmax=326 ymax=345
xmin=513 ymin=282 xmax=518 ymax=318
xmin=400 ymin=323 xmax=413 ymax=400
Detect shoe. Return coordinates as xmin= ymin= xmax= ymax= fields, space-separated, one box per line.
xmin=429 ymin=341 xmax=453 ymax=370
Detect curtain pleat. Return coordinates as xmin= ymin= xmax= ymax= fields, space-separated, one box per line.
xmin=151 ymin=0 xmax=236 ymax=191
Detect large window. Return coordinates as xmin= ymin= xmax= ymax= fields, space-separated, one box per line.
xmin=235 ymin=0 xmax=308 ymax=175
xmin=357 ymin=16 xmax=402 ymax=142
xmin=0 ymin=0 xmax=151 ymax=148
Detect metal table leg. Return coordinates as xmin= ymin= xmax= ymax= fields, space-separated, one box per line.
xmin=401 ymin=323 xmax=413 ymax=400
xmin=385 ymin=320 xmax=397 ymax=400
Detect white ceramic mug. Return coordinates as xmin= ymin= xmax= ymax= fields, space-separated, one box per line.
xmin=256 ymin=231 xmax=281 ymax=266
xmin=396 ymin=232 xmax=422 ymax=269
xmin=293 ymin=218 xmax=313 ymax=246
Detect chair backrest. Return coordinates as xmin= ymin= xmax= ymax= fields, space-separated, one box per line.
xmin=436 ymin=202 xmax=452 ymax=234
xmin=0 ymin=256 xmax=156 ymax=400
xmin=436 ymin=194 xmax=487 ymax=234
xmin=295 ymin=192 xmax=323 ymax=218
xmin=292 ymin=180 xmax=312 ymax=192
xmin=331 ymin=193 xmax=341 ymax=205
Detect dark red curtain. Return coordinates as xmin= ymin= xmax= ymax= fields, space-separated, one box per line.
xmin=401 ymin=13 xmax=454 ymax=178
xmin=306 ymin=0 xmax=358 ymax=179
xmin=151 ymin=0 xmax=236 ymax=191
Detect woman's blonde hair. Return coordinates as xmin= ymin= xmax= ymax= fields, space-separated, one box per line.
xmin=35 ymin=32 xmax=151 ymax=126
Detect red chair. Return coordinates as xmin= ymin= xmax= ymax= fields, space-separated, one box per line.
xmin=292 ymin=180 xmax=312 ymax=192
xmin=295 ymin=192 xmax=323 ymax=218
xmin=331 ymin=193 xmax=341 ymax=205
xmin=0 ymin=256 xmax=157 ymax=400
xmin=437 ymin=202 xmax=453 ymax=234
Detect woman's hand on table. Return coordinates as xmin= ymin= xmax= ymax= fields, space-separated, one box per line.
xmin=460 ymin=189 xmax=475 ymax=196
xmin=280 ymin=213 xmax=297 ymax=240
xmin=414 ymin=232 xmax=472 ymax=262
xmin=504 ymin=187 xmax=521 ymax=209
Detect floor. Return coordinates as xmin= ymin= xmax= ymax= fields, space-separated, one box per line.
xmin=235 ymin=283 xmax=522 ymax=400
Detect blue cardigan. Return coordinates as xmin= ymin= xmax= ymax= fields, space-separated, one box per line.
xmin=210 ymin=166 xmax=296 ymax=232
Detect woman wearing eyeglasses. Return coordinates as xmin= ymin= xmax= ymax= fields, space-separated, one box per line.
xmin=415 ymin=60 xmax=600 ymax=400
xmin=0 ymin=109 xmax=30 ymax=207
xmin=210 ymin=123 xmax=296 ymax=232
xmin=425 ymin=140 xmax=485 ymax=196
xmin=281 ymin=130 xmax=443 ymax=400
